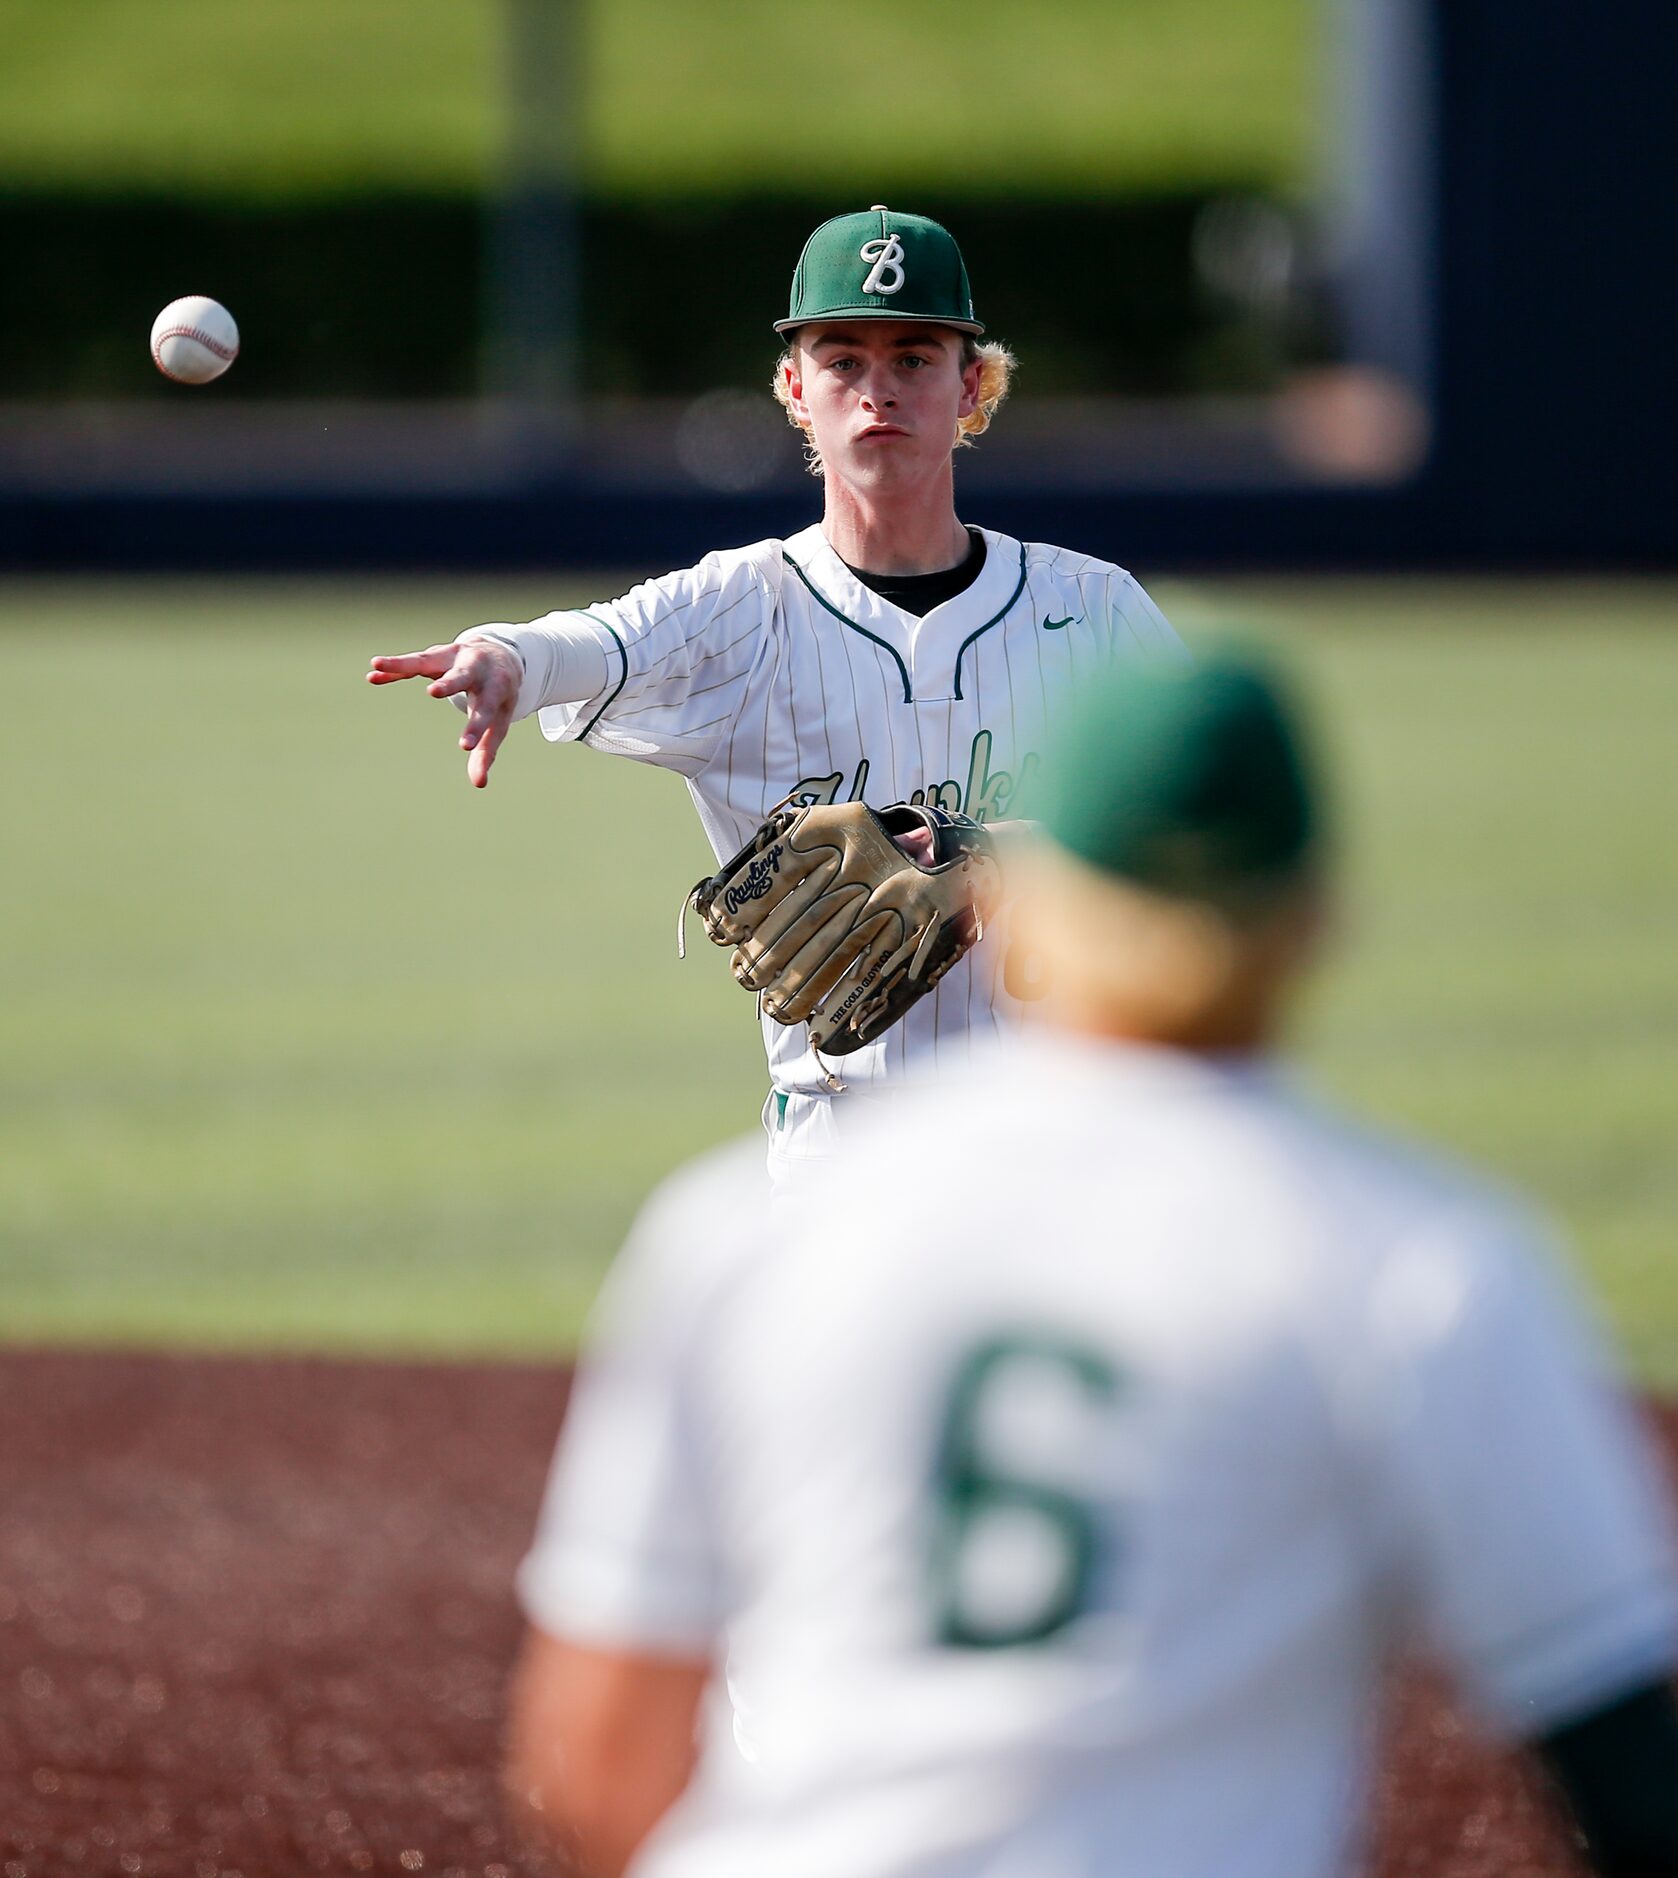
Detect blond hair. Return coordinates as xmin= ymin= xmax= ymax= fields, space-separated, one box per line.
xmin=1011 ymin=845 xmax=1323 ymax=1053
xmin=772 ymin=334 xmax=1016 ymax=475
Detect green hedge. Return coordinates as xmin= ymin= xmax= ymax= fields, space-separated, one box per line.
xmin=6 ymin=191 xmax=1294 ymax=400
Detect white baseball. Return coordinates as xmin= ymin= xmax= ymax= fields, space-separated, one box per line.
xmin=150 ymin=295 xmax=240 ymax=384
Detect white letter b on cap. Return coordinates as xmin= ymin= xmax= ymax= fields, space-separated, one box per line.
xmin=859 ymin=235 xmax=906 ymax=296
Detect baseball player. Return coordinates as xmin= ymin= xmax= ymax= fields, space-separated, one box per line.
xmin=505 ymin=651 xmax=1678 ymax=1878
xmin=368 ymin=206 xmax=1184 ymax=1180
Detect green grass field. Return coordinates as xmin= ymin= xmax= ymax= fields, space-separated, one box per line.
xmin=4 ymin=577 xmax=1676 ymax=1376
xmin=0 ymin=0 xmax=1311 ymax=197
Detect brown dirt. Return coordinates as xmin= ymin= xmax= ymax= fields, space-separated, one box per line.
xmin=0 ymin=1349 xmax=1670 ymax=1877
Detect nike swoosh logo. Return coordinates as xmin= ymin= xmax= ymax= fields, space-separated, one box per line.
xmin=1042 ymin=615 xmax=1078 ymax=631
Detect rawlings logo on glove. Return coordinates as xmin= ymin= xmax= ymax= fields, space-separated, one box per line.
xmin=723 ymin=844 xmax=784 ymax=914
xmin=681 ymin=800 xmax=1001 ymax=1068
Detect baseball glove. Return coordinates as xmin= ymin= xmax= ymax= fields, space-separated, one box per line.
xmin=683 ymin=800 xmax=1001 ymax=1060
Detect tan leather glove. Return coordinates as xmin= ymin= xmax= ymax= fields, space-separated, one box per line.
xmin=686 ymin=801 xmax=1001 ymax=1058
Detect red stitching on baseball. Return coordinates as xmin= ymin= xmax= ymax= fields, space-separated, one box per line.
xmin=152 ymin=326 xmax=238 ymax=367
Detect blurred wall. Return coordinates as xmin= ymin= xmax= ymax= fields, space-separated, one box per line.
xmin=2 ymin=0 xmax=1674 ymax=569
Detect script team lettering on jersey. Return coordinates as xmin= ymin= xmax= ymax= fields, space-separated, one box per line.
xmin=788 ymin=728 xmax=1041 ymax=823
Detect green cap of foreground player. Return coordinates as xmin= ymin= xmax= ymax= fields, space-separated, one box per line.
xmin=1040 ymin=649 xmax=1325 ymax=906
xmin=774 ymin=205 xmax=984 ymax=336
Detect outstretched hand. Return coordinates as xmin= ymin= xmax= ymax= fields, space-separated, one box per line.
xmin=366 ymin=638 xmax=523 ymax=788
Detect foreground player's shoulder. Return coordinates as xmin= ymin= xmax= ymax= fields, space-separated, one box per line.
xmin=586 ymin=1135 xmax=776 ymax=1351
xmin=1266 ymin=1079 xmax=1531 ymax=1240
xmin=1019 ymin=536 xmax=1186 ymax=661
xmin=1263 ymin=1084 xmax=1574 ymax=1346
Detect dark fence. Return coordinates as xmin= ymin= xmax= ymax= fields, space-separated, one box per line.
xmin=2 ymin=189 xmax=1300 ymax=402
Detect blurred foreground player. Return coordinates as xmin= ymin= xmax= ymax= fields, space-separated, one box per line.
xmin=507 ymin=652 xmax=1678 ymax=1878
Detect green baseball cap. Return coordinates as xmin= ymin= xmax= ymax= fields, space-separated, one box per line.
xmin=1039 ymin=648 xmax=1325 ymax=906
xmin=775 ymin=205 xmax=984 ymax=336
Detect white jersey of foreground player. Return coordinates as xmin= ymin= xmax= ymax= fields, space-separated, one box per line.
xmin=520 ymin=1032 xmax=1678 ymax=1878
xmin=465 ymin=527 xmax=1182 ymax=1152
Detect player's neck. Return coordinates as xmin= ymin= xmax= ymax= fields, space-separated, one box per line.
xmin=819 ymin=471 xmax=969 ymax=578
xmin=1051 ymin=942 xmax=1306 ymax=1056
xmin=1071 ymin=1009 xmax=1278 ymax=1055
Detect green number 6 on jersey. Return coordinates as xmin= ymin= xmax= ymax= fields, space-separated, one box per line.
xmin=928 ymin=1332 xmax=1124 ymax=1649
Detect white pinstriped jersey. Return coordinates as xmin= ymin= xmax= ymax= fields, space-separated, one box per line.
xmin=521 ymin=1035 xmax=1678 ymax=1878
xmin=507 ymin=523 xmax=1184 ymax=1102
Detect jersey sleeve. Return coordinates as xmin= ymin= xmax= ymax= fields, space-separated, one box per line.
xmin=516 ymin=1142 xmax=767 ymax=1654
xmin=531 ymin=544 xmax=776 ymax=779
xmin=1107 ymin=570 xmax=1190 ymax=664
xmin=1369 ymin=1209 xmax=1678 ymax=1738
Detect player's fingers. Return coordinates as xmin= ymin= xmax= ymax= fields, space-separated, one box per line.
xmin=466 ymin=717 xmax=507 ymax=788
xmin=458 ymin=683 xmax=513 ymax=744
xmin=429 ymin=647 xmax=520 ymax=704
xmin=462 ymin=691 xmax=515 ymax=776
xmin=428 ymin=665 xmax=479 ymax=699
xmin=366 ymin=646 xmax=461 ymax=684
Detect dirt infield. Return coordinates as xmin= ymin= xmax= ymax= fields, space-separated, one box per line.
xmin=2 ymin=1350 xmax=1669 ymax=1878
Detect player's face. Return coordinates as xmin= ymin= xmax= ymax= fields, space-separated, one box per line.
xmin=784 ymin=324 xmax=982 ymax=487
